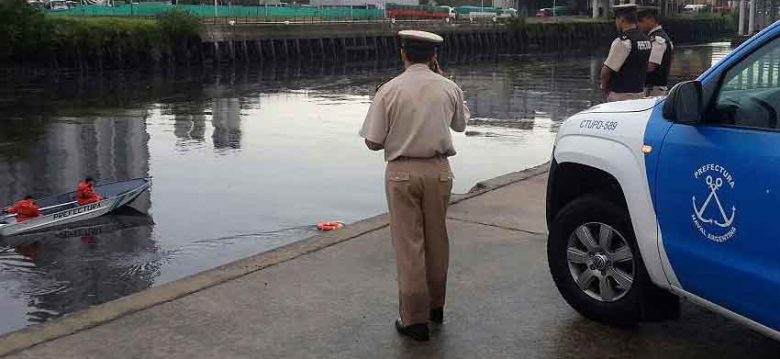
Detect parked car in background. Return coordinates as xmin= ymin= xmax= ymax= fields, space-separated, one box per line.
xmin=536 ymin=7 xmax=551 ymax=16
xmin=46 ymin=0 xmax=69 ymax=11
xmin=713 ymin=5 xmax=732 ymax=13
xmin=497 ymin=7 xmax=517 ymax=19
xmin=683 ymin=4 xmax=708 ymax=13
xmin=27 ymin=0 xmax=45 ymax=9
xmin=536 ymin=6 xmax=567 ymax=17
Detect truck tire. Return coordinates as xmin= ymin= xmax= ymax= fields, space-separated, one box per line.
xmin=547 ymin=195 xmax=653 ymax=326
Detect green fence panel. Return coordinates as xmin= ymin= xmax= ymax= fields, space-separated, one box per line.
xmin=46 ymin=4 xmax=385 ymax=19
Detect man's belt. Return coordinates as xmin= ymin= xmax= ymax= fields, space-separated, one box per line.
xmin=394 ymin=154 xmax=447 ymax=161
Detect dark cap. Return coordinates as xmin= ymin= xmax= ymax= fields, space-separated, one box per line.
xmin=613 ymin=3 xmax=638 ymax=16
xmin=637 ymin=6 xmax=660 ymax=18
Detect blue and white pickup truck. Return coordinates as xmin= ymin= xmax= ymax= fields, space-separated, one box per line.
xmin=546 ymin=21 xmax=780 ymax=340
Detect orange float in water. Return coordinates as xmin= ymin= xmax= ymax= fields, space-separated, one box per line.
xmin=317 ymin=221 xmax=345 ymax=231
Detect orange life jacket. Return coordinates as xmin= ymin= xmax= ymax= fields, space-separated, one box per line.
xmin=76 ymin=182 xmax=102 ymax=206
xmin=5 ymin=199 xmax=41 ymax=222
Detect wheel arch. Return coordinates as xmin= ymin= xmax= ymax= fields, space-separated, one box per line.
xmin=546 ymin=161 xmax=627 ymax=229
xmin=549 ymin=134 xmax=670 ymax=290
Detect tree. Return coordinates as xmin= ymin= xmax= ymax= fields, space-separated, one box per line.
xmin=0 ymin=0 xmax=52 ymax=61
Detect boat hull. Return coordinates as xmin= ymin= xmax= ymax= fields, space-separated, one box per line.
xmin=0 ymin=207 xmax=153 ymax=247
xmin=0 ymin=178 xmax=151 ymax=237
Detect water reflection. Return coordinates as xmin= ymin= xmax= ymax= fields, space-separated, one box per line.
xmin=212 ymin=98 xmax=243 ymax=150
xmin=0 ymin=208 xmax=155 ymax=329
xmin=456 ymin=55 xmax=602 ymax=122
xmin=172 ymin=104 xmax=207 ymax=146
xmin=0 ymin=42 xmax=731 ymax=334
xmin=0 ymin=114 xmax=150 ymax=209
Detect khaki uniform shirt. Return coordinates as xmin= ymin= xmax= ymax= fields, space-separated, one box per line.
xmin=360 ymin=64 xmax=470 ymax=162
xmin=648 ymin=25 xmax=671 ymax=66
xmin=604 ymin=37 xmax=632 ymax=72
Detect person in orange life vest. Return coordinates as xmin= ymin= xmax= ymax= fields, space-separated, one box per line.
xmin=3 ymin=195 xmax=41 ymax=222
xmin=76 ymin=177 xmax=102 ymax=206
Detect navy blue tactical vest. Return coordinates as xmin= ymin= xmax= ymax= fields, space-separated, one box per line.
xmin=610 ymin=28 xmax=652 ymax=94
xmin=646 ymin=27 xmax=674 ymax=87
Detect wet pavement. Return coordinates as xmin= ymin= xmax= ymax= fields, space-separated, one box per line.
xmin=4 ymin=172 xmax=779 ymax=359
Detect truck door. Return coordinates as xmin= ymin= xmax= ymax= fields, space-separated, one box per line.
xmin=655 ymin=35 xmax=780 ymax=331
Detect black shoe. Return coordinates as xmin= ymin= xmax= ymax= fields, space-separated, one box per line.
xmin=395 ymin=319 xmax=430 ymax=341
xmin=430 ymin=308 xmax=444 ymax=324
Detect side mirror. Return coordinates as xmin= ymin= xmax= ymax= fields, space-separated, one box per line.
xmin=662 ymin=80 xmax=703 ymax=124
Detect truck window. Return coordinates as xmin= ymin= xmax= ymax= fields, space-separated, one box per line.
xmin=713 ymin=36 xmax=780 ymax=130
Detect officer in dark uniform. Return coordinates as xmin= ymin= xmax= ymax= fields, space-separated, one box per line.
xmin=638 ymin=6 xmax=674 ymax=96
xmin=600 ymin=4 xmax=653 ymax=102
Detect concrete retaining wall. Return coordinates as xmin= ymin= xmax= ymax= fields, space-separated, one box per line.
xmin=26 ymin=18 xmax=733 ymax=71
xmin=195 ymin=18 xmax=733 ymax=64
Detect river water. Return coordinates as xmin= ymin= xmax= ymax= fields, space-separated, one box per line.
xmin=0 ymin=43 xmax=730 ymax=334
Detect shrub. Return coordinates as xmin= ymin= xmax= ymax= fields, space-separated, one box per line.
xmin=0 ymin=2 xmax=203 ymax=66
xmin=157 ymin=8 xmax=202 ymax=42
xmin=0 ymin=0 xmax=53 ymax=61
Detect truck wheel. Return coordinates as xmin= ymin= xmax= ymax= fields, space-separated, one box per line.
xmin=547 ymin=195 xmax=649 ymax=325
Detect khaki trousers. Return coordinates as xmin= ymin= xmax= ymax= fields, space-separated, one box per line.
xmin=386 ymin=157 xmax=452 ymax=325
xmin=607 ymin=91 xmax=645 ymax=102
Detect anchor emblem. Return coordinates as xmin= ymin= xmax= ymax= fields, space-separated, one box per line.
xmin=692 ymin=175 xmax=736 ymax=228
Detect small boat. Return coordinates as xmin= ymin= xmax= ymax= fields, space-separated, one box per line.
xmin=0 ymin=177 xmax=152 ymax=237
xmin=0 ymin=207 xmax=154 ymax=247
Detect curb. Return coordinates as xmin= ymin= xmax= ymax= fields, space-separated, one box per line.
xmin=462 ymin=162 xmax=549 ymax=200
xmin=0 ymin=162 xmax=549 ymax=357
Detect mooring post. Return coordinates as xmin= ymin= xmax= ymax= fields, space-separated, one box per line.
xmin=749 ymin=0 xmax=756 ymax=35
xmin=198 ymin=42 xmax=205 ymax=66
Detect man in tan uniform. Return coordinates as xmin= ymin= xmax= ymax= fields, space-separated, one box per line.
xmin=359 ymin=30 xmax=469 ymax=342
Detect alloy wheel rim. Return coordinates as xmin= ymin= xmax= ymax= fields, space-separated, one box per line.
xmin=566 ymin=222 xmax=635 ymax=302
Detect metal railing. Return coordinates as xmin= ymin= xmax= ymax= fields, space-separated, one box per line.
xmin=199 ymin=16 xmax=507 ymax=26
